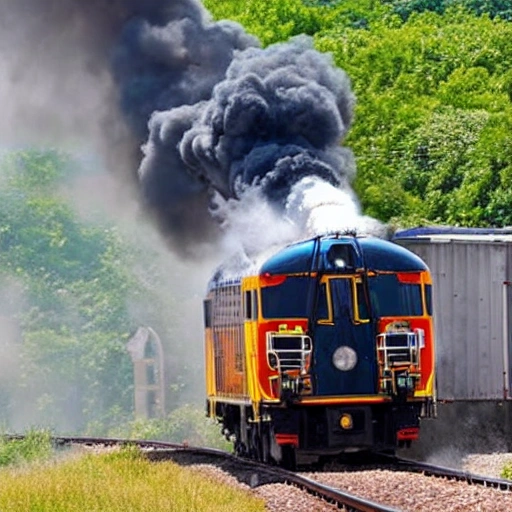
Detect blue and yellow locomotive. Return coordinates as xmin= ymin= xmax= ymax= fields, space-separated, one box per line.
xmin=204 ymin=234 xmax=436 ymax=466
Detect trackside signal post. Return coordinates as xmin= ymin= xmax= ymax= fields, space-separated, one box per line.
xmin=127 ymin=326 xmax=166 ymax=419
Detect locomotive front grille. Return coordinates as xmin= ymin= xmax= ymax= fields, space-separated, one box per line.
xmin=387 ymin=350 xmax=412 ymax=363
xmin=267 ymin=334 xmax=312 ymax=374
xmin=377 ymin=330 xmax=423 ymax=395
xmin=377 ymin=331 xmax=422 ymax=369
xmin=384 ymin=333 xmax=410 ymax=348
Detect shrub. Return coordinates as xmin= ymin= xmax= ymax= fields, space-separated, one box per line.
xmin=0 ymin=429 xmax=53 ymax=466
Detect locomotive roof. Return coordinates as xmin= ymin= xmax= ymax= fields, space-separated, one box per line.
xmin=260 ymin=235 xmax=428 ymax=275
xmin=208 ymin=235 xmax=428 ymax=291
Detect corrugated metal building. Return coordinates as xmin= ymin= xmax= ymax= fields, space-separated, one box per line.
xmin=394 ymin=227 xmax=512 ymax=401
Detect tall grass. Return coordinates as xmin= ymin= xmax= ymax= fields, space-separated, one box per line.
xmin=0 ymin=446 xmax=266 ymax=512
xmin=0 ymin=430 xmax=53 ymax=467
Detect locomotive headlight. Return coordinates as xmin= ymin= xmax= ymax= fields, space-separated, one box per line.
xmin=340 ymin=414 xmax=353 ymax=430
xmin=332 ymin=346 xmax=357 ymax=371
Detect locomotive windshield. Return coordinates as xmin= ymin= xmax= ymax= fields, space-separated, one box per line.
xmin=368 ymin=274 xmax=423 ymax=317
xmin=262 ymin=274 xmax=424 ymax=320
xmin=261 ymin=276 xmax=311 ymax=318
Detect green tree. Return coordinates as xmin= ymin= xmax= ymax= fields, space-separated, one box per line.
xmin=206 ymin=1 xmax=512 ymax=229
xmin=0 ymin=150 xmax=204 ymax=432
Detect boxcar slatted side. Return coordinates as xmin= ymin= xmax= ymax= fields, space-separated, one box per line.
xmin=212 ymin=285 xmax=246 ymax=396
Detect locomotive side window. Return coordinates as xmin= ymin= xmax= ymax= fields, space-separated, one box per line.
xmin=244 ymin=291 xmax=252 ymax=320
xmin=204 ymin=299 xmax=212 ymax=328
xmin=244 ymin=290 xmax=258 ymax=320
xmin=368 ymin=274 xmax=423 ymax=317
xmin=425 ymin=284 xmax=433 ymax=316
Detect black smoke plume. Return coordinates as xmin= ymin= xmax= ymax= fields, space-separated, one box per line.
xmin=0 ymin=0 xmax=376 ymax=257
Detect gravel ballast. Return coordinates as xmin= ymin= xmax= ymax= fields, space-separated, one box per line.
xmin=191 ymin=453 xmax=512 ymax=512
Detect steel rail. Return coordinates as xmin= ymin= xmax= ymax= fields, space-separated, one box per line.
xmin=380 ymin=453 xmax=512 ymax=491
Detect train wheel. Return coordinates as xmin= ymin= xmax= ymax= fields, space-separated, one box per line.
xmin=260 ymin=425 xmax=271 ymax=463
xmin=248 ymin=423 xmax=271 ymax=463
xmin=248 ymin=425 xmax=261 ymax=461
xmin=233 ymin=425 xmax=248 ymax=458
xmin=254 ymin=423 xmax=274 ymax=464
xmin=281 ymin=445 xmax=297 ymax=470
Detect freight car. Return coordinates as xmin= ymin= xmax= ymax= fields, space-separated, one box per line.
xmin=394 ymin=227 xmax=512 ymax=401
xmin=393 ymin=227 xmax=512 ymax=456
xmin=204 ymin=234 xmax=436 ymax=466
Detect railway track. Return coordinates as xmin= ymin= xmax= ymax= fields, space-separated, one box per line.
xmin=381 ymin=453 xmax=512 ymax=491
xmin=5 ymin=435 xmax=512 ymax=511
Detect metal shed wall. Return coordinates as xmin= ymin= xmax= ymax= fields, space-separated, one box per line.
xmin=396 ymin=239 xmax=510 ymax=400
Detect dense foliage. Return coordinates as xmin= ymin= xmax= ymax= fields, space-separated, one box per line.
xmin=0 ymin=152 xmax=134 ymax=429
xmin=0 ymin=430 xmax=52 ymax=466
xmin=0 ymin=151 xmax=204 ymax=435
xmin=385 ymin=0 xmax=512 ymax=21
xmin=204 ymin=0 xmax=512 ymax=229
xmin=104 ymin=404 xmax=230 ymax=449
